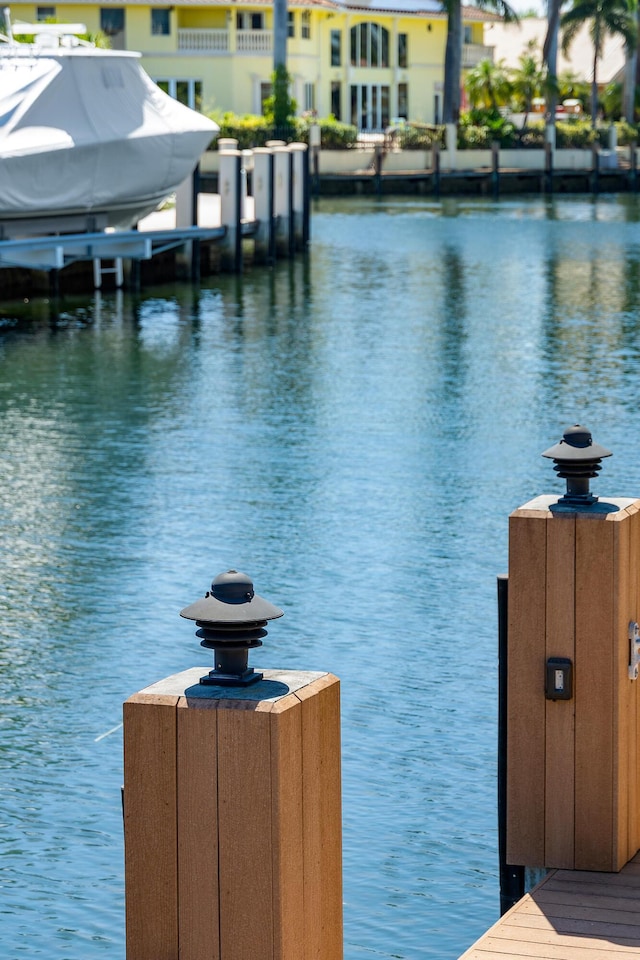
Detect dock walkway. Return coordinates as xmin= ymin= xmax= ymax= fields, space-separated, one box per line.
xmin=460 ymin=853 xmax=640 ymax=959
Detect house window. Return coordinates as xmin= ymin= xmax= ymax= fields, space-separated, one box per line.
xmin=350 ymin=83 xmax=389 ymax=130
xmin=155 ymin=78 xmax=203 ymax=112
xmin=304 ymin=82 xmax=315 ymax=112
xmin=464 ymin=25 xmax=473 ymax=44
xmin=331 ymin=80 xmax=341 ymax=120
xmin=100 ymin=8 xmax=125 ymax=49
xmin=350 ymin=23 xmax=389 ymax=68
xmin=301 ymin=11 xmax=311 ymax=39
xmin=151 ymin=9 xmax=170 ymax=36
xmin=237 ymin=12 xmax=264 ymax=30
xmin=398 ymin=33 xmax=407 ymax=69
xmin=398 ymin=82 xmax=408 ymax=118
xmin=36 ymin=6 xmax=55 ymax=20
xmin=288 ymin=11 xmax=295 ymax=37
xmin=330 ymin=29 xmax=341 ymax=66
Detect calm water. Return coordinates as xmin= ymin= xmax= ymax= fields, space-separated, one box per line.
xmin=3 ymin=194 xmax=640 ymax=960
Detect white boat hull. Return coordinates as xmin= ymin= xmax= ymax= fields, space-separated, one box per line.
xmin=0 ymin=45 xmax=218 ymax=236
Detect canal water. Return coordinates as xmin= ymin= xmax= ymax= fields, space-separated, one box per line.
xmin=3 ymin=194 xmax=640 ymax=960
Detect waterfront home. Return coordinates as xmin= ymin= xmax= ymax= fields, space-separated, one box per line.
xmin=485 ymin=17 xmax=625 ymax=88
xmin=8 ymin=1 xmax=498 ymax=128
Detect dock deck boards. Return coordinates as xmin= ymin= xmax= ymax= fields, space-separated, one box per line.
xmin=459 ymin=854 xmax=640 ymax=959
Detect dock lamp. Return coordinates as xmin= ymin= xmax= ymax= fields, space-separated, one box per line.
xmin=180 ymin=569 xmax=283 ymax=687
xmin=542 ymin=423 xmax=612 ymax=506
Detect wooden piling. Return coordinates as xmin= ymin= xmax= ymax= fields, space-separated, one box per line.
xmin=289 ymin=143 xmax=308 ymax=252
xmin=544 ymin=141 xmax=553 ymax=194
xmin=273 ymin=147 xmax=292 ymax=258
xmin=252 ymin=148 xmax=275 ymax=265
xmin=123 ymin=668 xmax=343 ymax=960
xmin=432 ymin=141 xmax=440 ymax=198
xmin=506 ymin=493 xmax=640 ymax=872
xmin=219 ymin=150 xmax=243 ymax=273
xmin=491 ymin=141 xmax=500 ymax=199
xmin=591 ymin=143 xmax=600 ymax=194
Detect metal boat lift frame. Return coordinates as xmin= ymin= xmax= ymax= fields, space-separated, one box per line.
xmin=0 ymin=224 xmax=230 ymax=278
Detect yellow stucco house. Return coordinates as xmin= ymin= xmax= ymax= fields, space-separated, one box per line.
xmin=8 ymin=1 xmax=497 ymax=128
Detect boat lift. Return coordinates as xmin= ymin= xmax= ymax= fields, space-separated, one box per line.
xmin=0 ymin=223 xmax=228 ymax=287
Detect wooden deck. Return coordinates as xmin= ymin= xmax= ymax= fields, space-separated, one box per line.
xmin=460 ymin=853 xmax=640 ymax=959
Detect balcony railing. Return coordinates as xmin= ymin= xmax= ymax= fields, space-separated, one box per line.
xmin=178 ymin=28 xmax=228 ymax=52
xmin=177 ymin=28 xmax=272 ymax=53
xmin=462 ymin=43 xmax=494 ymax=67
xmin=236 ymin=29 xmax=272 ymax=53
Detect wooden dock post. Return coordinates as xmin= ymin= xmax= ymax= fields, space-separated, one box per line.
xmin=309 ymin=122 xmax=321 ymax=198
xmin=506 ymin=425 xmax=640 ymax=873
xmin=544 ymin=140 xmax=553 ymax=194
xmin=289 ymin=143 xmax=308 ymax=251
xmin=273 ymin=146 xmax=292 ymax=258
xmin=591 ymin=143 xmax=600 ymax=194
xmin=491 ymin=141 xmax=500 ymax=199
xmin=219 ymin=150 xmax=243 ymax=273
xmin=123 ymin=571 xmax=343 ymax=960
xmin=175 ymin=165 xmax=201 ymax=282
xmin=252 ymin=147 xmax=275 ymax=264
xmin=431 ymin=140 xmax=441 ymax=198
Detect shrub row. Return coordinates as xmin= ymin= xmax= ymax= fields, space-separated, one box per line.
xmin=208 ymin=112 xmax=358 ymax=149
xmin=207 ymin=112 xmax=640 ymax=152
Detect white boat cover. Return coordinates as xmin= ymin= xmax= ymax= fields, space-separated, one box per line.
xmin=0 ymin=47 xmax=218 ymax=224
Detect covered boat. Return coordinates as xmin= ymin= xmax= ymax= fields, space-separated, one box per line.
xmin=0 ymin=15 xmax=219 ymax=235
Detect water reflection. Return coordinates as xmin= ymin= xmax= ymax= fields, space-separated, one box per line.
xmin=3 ymin=195 xmax=640 ymax=960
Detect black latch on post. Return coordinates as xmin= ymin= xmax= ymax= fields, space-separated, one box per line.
xmin=545 ymin=657 xmax=573 ymax=701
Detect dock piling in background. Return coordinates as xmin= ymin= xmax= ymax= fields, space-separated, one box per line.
xmin=219 ymin=149 xmax=243 ymax=273
xmin=290 ymin=143 xmax=309 ymax=251
xmin=432 ymin=141 xmax=441 ymax=198
xmin=253 ymin=147 xmax=275 ymax=264
xmin=544 ymin=141 xmax=553 ymax=194
xmin=491 ymin=141 xmax=500 ymax=199
xmin=591 ymin=143 xmax=600 ymax=193
xmin=273 ymin=146 xmax=292 ymax=258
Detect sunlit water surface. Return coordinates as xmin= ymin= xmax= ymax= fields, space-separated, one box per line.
xmin=3 ymin=194 xmax=640 ymax=959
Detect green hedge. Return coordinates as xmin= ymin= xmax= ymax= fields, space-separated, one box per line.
xmin=206 ymin=111 xmax=640 ymax=153
xmin=208 ymin=112 xmax=358 ymax=149
xmin=393 ymin=124 xmax=445 ymax=149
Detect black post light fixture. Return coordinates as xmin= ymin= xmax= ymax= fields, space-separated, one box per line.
xmin=180 ymin=569 xmax=283 ymax=687
xmin=541 ymin=423 xmax=612 ymax=506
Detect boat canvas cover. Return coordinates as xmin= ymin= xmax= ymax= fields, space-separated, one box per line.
xmin=0 ymin=50 xmax=218 ymax=217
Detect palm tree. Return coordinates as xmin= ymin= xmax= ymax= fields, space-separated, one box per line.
xmin=465 ymin=57 xmax=512 ymax=110
xmin=511 ymin=40 xmax=545 ymax=127
xmin=561 ymin=0 xmax=637 ymax=127
xmin=622 ymin=0 xmax=639 ymax=122
xmin=543 ymin=0 xmax=564 ymax=123
xmin=443 ymin=0 xmax=518 ymax=124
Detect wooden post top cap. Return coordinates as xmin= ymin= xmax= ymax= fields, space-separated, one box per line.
xmin=127 ymin=667 xmax=334 ymax=704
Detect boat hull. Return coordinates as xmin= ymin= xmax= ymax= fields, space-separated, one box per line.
xmin=0 ymin=46 xmax=218 ymax=235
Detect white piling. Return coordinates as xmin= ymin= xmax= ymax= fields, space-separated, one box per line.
xmin=219 ymin=150 xmax=242 ymax=272
xmin=289 ymin=143 xmax=308 ymax=251
xmin=273 ymin=146 xmax=292 ymax=258
xmin=218 ymin=138 xmax=239 ymax=153
xmin=252 ymin=147 xmax=274 ymax=264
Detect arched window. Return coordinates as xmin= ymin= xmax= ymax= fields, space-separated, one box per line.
xmin=350 ymin=23 xmax=389 ymax=68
